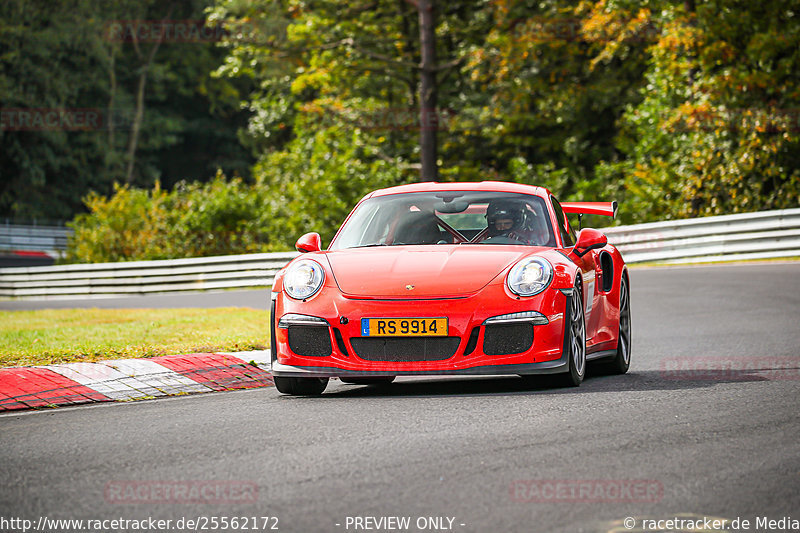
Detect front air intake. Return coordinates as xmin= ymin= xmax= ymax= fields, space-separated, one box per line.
xmin=288 ymin=326 xmax=332 ymax=357
xmin=350 ymin=337 xmax=460 ymax=362
xmin=483 ymin=323 xmax=533 ymax=355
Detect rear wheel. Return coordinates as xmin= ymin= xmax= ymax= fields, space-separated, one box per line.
xmin=562 ymin=280 xmax=586 ymax=387
xmin=273 ymin=376 xmax=329 ymax=396
xmin=604 ymin=275 xmax=631 ymax=374
xmin=340 ymin=377 xmax=396 ymax=385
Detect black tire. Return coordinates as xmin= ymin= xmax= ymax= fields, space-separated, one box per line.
xmin=561 ymin=280 xmax=586 ymax=387
xmin=273 ymin=376 xmax=329 ymax=395
xmin=604 ymin=275 xmax=632 ymax=374
xmin=340 ymin=376 xmax=396 ymax=385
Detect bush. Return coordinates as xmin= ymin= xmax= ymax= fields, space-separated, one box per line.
xmin=65 ymin=173 xmax=275 ymax=263
xmin=65 ymin=127 xmax=405 ymax=263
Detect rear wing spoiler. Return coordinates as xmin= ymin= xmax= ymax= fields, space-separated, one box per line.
xmin=560 ymin=201 xmax=618 ymax=218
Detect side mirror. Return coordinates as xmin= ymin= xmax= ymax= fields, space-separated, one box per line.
xmin=295 ymin=232 xmax=322 ymax=253
xmin=572 ymin=228 xmax=607 ymax=258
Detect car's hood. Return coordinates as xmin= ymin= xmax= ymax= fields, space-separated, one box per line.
xmin=325 ymin=245 xmax=539 ymax=298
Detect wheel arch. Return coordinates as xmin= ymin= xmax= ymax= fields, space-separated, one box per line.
xmin=571 ymin=269 xmax=584 ymax=309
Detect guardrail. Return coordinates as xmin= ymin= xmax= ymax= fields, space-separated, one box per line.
xmin=604 ymin=208 xmax=800 ymax=264
xmin=0 ymin=209 xmax=798 ymax=299
xmin=0 ymin=252 xmax=298 ymax=299
xmin=0 ymin=223 xmax=71 ymax=256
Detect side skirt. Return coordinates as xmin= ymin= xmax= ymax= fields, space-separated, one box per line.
xmin=586 ymin=349 xmax=617 ymax=361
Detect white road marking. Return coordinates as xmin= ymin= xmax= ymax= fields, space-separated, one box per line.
xmin=46 ymin=359 xmax=211 ymax=401
xmin=101 ymin=359 xmax=211 ymax=395
xmin=217 ymin=349 xmax=271 ymax=370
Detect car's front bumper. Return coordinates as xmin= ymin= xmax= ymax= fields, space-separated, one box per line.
xmin=271 ymin=281 xmax=571 ymax=377
xmin=270 ymin=356 xmax=569 ymax=378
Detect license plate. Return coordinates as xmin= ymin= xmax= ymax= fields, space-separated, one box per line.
xmin=361 ymin=317 xmax=448 ymax=337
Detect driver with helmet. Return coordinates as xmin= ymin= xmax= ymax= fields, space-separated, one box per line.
xmin=485 ymin=199 xmax=545 ymax=245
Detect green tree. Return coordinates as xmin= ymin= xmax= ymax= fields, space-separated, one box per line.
xmin=596 ymin=0 xmax=800 ymax=222
xmin=458 ymin=0 xmax=654 ymax=201
xmin=0 ymin=0 xmax=110 ymax=221
xmin=0 ymin=0 xmax=254 ymax=222
xmin=208 ymin=0 xmax=497 ymax=240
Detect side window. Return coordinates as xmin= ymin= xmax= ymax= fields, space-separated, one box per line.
xmin=550 ymin=196 xmax=576 ymax=247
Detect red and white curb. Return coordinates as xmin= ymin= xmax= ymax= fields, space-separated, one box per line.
xmin=0 ymin=351 xmax=272 ymax=411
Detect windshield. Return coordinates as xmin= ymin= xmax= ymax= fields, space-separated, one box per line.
xmin=330 ymin=191 xmax=556 ymax=250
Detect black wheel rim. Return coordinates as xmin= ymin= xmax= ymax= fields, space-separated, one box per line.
xmin=619 ymin=278 xmax=631 ymax=365
xmin=570 ymin=287 xmax=586 ymax=377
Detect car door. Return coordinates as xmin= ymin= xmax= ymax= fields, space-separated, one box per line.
xmin=550 ymin=196 xmax=602 ymax=342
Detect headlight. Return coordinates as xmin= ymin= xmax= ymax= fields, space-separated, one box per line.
xmin=284 ymin=259 xmax=325 ymax=300
xmin=507 ymin=257 xmax=552 ymax=297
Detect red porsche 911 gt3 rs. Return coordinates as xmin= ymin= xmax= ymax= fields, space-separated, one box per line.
xmin=269 ymin=181 xmax=631 ymax=395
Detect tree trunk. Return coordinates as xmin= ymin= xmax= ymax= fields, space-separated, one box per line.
xmin=123 ymin=40 xmax=163 ymax=184
xmin=108 ymin=50 xmax=116 ymax=151
xmin=124 ymin=6 xmax=173 ymax=184
xmin=124 ymin=67 xmax=149 ymax=184
xmin=417 ymin=0 xmax=438 ymax=182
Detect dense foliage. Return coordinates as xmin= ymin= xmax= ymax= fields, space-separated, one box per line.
xmin=65 ymin=175 xmax=275 ymax=262
xmin=0 ymin=0 xmax=253 ymax=222
xmin=2 ymin=1 xmax=797 ymax=261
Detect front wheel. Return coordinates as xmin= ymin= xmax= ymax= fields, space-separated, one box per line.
xmin=273 ymin=376 xmax=329 ymax=396
xmin=562 ymin=280 xmax=586 ymax=387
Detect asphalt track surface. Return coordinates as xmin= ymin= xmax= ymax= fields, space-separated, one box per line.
xmin=1 ymin=263 xmax=799 ymax=533
xmin=0 ymin=289 xmax=271 ymax=311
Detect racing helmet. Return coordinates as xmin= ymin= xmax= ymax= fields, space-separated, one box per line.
xmin=486 ymin=199 xmax=525 ymax=236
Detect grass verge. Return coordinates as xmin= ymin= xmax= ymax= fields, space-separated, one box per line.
xmin=0 ymin=308 xmax=268 ymax=368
